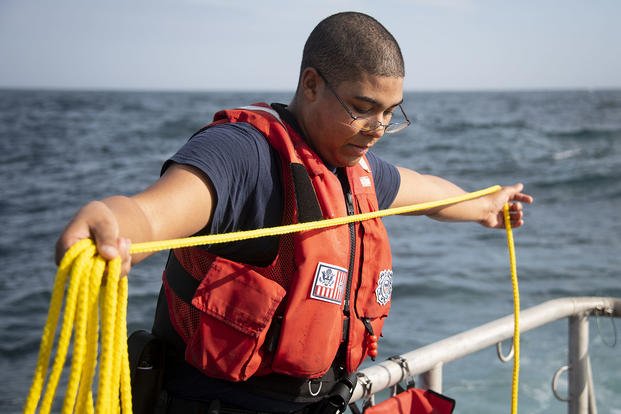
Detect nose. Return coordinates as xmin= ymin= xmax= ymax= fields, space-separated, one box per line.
xmin=369 ymin=112 xmax=391 ymax=135
xmin=361 ymin=123 xmax=386 ymax=139
xmin=360 ymin=130 xmax=384 ymax=141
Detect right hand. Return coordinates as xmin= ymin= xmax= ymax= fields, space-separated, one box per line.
xmin=55 ymin=200 xmax=132 ymax=276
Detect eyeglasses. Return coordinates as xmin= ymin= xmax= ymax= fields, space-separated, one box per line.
xmin=316 ymin=69 xmax=411 ymax=134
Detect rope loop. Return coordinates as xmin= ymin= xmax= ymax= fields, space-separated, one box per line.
xmin=23 ymin=240 xmax=132 ymax=414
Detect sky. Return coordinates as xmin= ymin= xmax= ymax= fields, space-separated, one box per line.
xmin=1 ymin=0 xmax=620 ymax=92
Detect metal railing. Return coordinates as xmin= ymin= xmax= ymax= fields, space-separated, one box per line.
xmin=349 ymin=297 xmax=620 ymax=414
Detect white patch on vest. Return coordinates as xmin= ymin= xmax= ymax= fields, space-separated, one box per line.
xmin=310 ymin=262 xmax=348 ymax=305
xmin=358 ymin=158 xmax=370 ymax=172
xmin=239 ymin=105 xmax=283 ymax=123
xmin=360 ymin=176 xmax=372 ymax=187
xmin=375 ymin=269 xmax=393 ymax=305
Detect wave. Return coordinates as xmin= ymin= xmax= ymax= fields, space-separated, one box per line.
xmin=544 ymin=127 xmax=621 ymax=140
xmin=552 ymin=148 xmax=582 ymax=160
xmin=424 ymin=118 xmax=529 ymax=133
xmin=530 ymin=170 xmax=621 ymax=194
xmin=596 ymin=98 xmax=621 ymax=110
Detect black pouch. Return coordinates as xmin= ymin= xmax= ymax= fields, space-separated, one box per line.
xmin=128 ymin=330 xmax=166 ymax=414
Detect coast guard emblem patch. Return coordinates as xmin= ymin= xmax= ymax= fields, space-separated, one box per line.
xmin=359 ymin=176 xmax=372 ymax=187
xmin=375 ymin=269 xmax=393 ymax=305
xmin=310 ymin=262 xmax=348 ymax=305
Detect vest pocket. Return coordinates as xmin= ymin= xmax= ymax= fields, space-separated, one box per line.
xmin=186 ymin=257 xmax=286 ymax=381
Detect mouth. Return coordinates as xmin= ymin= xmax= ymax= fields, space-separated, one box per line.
xmin=346 ymin=144 xmax=371 ymax=158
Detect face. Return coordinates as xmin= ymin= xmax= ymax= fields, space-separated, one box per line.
xmin=299 ymin=70 xmax=405 ymax=168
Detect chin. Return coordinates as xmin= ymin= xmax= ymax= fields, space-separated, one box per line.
xmin=328 ymin=154 xmax=361 ymax=168
xmin=344 ymin=157 xmax=362 ymax=167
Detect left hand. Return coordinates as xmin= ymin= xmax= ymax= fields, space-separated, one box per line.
xmin=480 ymin=183 xmax=534 ymax=229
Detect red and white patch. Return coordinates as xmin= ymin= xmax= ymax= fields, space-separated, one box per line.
xmin=310 ymin=262 xmax=348 ymax=305
xmin=359 ymin=176 xmax=372 ymax=187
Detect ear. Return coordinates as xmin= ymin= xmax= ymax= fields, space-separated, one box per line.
xmin=299 ymin=67 xmax=322 ymax=102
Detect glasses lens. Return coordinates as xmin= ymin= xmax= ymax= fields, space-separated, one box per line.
xmin=384 ymin=106 xmax=411 ymax=134
xmin=353 ymin=118 xmax=381 ymax=132
xmin=384 ymin=122 xmax=409 ymax=134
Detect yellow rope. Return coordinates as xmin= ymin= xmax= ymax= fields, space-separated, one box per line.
xmin=129 ymin=185 xmax=502 ymax=254
xmin=504 ymin=204 xmax=521 ymax=414
xmin=23 ymin=240 xmax=132 ymax=414
xmin=24 ymin=184 xmax=521 ymax=413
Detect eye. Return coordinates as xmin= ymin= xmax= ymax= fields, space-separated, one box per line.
xmin=352 ymin=105 xmax=373 ymax=115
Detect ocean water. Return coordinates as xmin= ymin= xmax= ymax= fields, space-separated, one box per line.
xmin=1 ymin=89 xmax=620 ymax=413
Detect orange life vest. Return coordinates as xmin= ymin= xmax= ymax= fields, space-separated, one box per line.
xmin=162 ymin=103 xmax=393 ymax=382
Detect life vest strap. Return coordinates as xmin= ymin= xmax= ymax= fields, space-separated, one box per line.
xmin=164 ymin=252 xmax=199 ymax=304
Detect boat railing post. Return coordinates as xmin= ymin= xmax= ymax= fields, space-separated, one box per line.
xmin=568 ymin=313 xmax=589 ymax=414
xmin=586 ymin=355 xmax=598 ymax=414
xmin=419 ymin=362 xmax=443 ymax=393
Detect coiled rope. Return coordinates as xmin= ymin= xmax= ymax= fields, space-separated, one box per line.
xmin=23 ymin=239 xmax=132 ymax=414
xmin=24 ymin=185 xmax=520 ymax=414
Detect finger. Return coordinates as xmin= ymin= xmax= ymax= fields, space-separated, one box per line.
xmin=118 ymin=237 xmax=132 ymax=277
xmin=55 ymin=216 xmax=91 ymax=265
xmin=510 ymin=182 xmax=524 ymax=194
xmin=508 ymin=201 xmax=523 ymax=211
xmin=56 ymin=233 xmax=82 ymax=265
xmin=87 ymin=203 xmax=122 ymax=261
xmin=55 ymin=201 xmax=117 ymax=264
xmin=512 ymin=192 xmax=534 ymax=204
xmin=510 ymin=206 xmax=526 ymax=227
xmin=92 ymin=226 xmax=120 ymax=260
xmin=509 ymin=202 xmax=525 ymax=216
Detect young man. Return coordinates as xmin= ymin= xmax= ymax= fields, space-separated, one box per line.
xmin=56 ymin=12 xmax=532 ymax=413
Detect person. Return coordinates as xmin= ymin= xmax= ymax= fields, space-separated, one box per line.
xmin=55 ymin=11 xmax=533 ymax=414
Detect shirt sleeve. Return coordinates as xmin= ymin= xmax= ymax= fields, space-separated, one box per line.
xmin=365 ymin=151 xmax=401 ymax=210
xmin=162 ymin=122 xmax=282 ymax=237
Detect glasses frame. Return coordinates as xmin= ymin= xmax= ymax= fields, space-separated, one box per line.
xmin=315 ymin=69 xmax=411 ymax=134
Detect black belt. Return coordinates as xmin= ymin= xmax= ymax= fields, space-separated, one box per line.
xmin=160 ymin=393 xmax=310 ymax=414
xmin=161 ymin=390 xmax=356 ymax=414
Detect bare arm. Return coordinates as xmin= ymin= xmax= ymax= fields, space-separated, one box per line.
xmin=55 ymin=164 xmax=215 ymax=275
xmin=392 ymin=166 xmax=534 ymax=228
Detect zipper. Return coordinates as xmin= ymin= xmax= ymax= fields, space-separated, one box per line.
xmin=342 ymin=190 xmax=356 ymax=340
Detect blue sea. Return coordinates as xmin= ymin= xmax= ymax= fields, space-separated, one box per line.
xmin=1 ymin=89 xmax=620 ymax=413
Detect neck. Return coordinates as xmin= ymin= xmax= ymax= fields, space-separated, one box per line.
xmin=287 ymin=96 xmax=311 ymax=141
xmin=286 ymin=97 xmax=337 ymax=171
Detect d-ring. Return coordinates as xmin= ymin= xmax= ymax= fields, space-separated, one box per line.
xmin=551 ymin=365 xmax=570 ymax=402
xmin=308 ymin=380 xmax=323 ymax=397
xmin=496 ymin=340 xmax=515 ymax=363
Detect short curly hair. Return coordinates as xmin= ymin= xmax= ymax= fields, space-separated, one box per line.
xmin=300 ymin=12 xmax=405 ymax=85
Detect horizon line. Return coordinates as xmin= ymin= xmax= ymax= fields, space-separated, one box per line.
xmin=2 ymin=85 xmax=621 ymax=94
